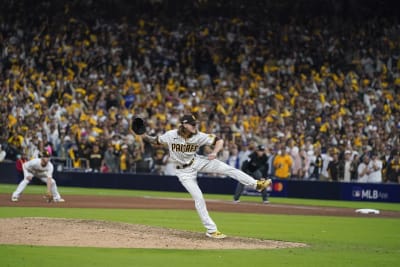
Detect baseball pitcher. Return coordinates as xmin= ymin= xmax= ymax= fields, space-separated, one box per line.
xmin=141 ymin=114 xmax=271 ymax=239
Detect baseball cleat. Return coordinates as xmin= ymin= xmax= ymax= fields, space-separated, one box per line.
xmin=53 ymin=198 xmax=65 ymax=203
xmin=206 ymin=231 xmax=227 ymax=239
xmin=256 ymin=178 xmax=272 ymax=192
xmin=11 ymin=196 xmax=19 ymax=202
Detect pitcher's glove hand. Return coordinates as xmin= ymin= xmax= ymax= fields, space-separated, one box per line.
xmin=43 ymin=192 xmax=54 ymax=203
xmin=131 ymin=117 xmax=146 ymax=135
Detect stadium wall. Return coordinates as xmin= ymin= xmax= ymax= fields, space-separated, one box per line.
xmin=1 ymin=162 xmax=399 ymax=203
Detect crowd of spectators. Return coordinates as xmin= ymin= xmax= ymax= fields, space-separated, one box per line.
xmin=0 ymin=0 xmax=399 ymax=183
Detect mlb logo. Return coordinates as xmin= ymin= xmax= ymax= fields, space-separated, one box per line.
xmin=352 ymin=189 xmax=361 ymax=198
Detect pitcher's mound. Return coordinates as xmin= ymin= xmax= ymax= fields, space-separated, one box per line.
xmin=0 ymin=217 xmax=306 ymax=249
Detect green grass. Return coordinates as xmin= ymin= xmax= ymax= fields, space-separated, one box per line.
xmin=1 ymin=183 xmax=400 ymax=267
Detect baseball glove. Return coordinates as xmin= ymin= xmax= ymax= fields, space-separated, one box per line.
xmin=43 ymin=192 xmax=54 ymax=203
xmin=131 ymin=117 xmax=146 ymax=135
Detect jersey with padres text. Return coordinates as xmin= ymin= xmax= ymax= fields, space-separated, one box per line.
xmin=23 ymin=158 xmax=54 ymax=178
xmin=158 ymin=129 xmax=216 ymax=165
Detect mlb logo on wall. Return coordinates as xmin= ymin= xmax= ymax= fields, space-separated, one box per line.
xmin=351 ymin=186 xmax=388 ymax=200
xmin=352 ymin=187 xmax=362 ymax=198
xmin=342 ymin=183 xmax=399 ymax=203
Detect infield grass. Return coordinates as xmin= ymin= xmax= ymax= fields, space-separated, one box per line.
xmin=0 ymin=184 xmax=399 ymax=267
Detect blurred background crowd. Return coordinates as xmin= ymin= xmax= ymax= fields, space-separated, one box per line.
xmin=0 ymin=0 xmax=399 ymax=183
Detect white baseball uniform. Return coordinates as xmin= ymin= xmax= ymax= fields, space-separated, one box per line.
xmin=158 ymin=129 xmax=258 ymax=234
xmin=12 ymin=158 xmax=63 ymax=200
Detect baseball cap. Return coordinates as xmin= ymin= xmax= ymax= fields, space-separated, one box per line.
xmin=257 ymin=145 xmax=266 ymax=151
xmin=41 ymin=150 xmax=51 ymax=158
xmin=180 ymin=114 xmax=197 ymax=125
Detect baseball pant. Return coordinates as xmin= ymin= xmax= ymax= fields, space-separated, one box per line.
xmin=176 ymin=156 xmax=258 ymax=233
xmin=12 ymin=177 xmax=62 ymax=200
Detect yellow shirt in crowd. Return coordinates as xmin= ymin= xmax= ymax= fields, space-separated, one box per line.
xmin=273 ymin=154 xmax=293 ymax=179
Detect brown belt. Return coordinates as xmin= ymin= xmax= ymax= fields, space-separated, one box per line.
xmin=176 ymin=158 xmax=195 ymax=169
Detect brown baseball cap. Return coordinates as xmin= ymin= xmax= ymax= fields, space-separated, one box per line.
xmin=180 ymin=114 xmax=197 ymax=125
xmin=41 ymin=150 xmax=51 ymax=158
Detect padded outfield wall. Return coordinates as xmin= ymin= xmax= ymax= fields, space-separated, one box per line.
xmin=1 ymin=162 xmax=399 ymax=203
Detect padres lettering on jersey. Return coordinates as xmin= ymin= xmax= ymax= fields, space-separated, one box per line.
xmin=158 ymin=129 xmax=216 ymax=164
xmin=171 ymin=143 xmax=199 ymax=152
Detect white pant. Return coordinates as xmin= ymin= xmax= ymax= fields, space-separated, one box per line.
xmin=176 ymin=156 xmax=257 ymax=233
xmin=12 ymin=177 xmax=62 ymax=200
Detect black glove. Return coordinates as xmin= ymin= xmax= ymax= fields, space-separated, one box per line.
xmin=131 ymin=117 xmax=146 ymax=135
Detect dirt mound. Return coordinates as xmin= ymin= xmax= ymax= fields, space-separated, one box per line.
xmin=0 ymin=217 xmax=306 ymax=249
